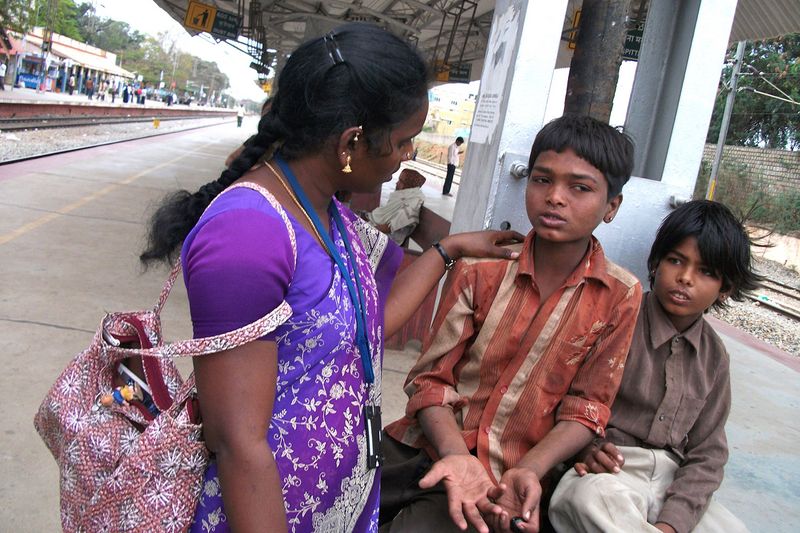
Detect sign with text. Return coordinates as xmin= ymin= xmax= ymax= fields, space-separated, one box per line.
xmin=211 ymin=9 xmax=240 ymax=40
xmin=435 ymin=62 xmax=472 ymax=84
xmin=623 ymin=19 xmax=645 ymax=61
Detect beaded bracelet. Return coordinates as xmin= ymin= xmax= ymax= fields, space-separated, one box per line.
xmin=432 ymin=241 xmax=456 ymax=271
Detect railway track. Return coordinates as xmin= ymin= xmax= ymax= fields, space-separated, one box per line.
xmin=0 ymin=118 xmax=231 ymax=165
xmin=0 ymin=114 xmax=216 ymax=132
xmin=748 ymin=278 xmax=800 ymax=321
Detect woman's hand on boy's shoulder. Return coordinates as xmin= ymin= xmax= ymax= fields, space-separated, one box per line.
xmin=573 ymin=441 xmax=625 ymax=476
xmin=443 ymin=230 xmax=525 ymax=261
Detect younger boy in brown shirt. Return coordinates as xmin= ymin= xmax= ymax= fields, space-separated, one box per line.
xmin=549 ymin=200 xmax=758 ymax=533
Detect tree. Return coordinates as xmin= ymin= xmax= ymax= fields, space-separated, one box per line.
xmin=30 ymin=0 xmax=82 ymax=41
xmin=0 ymin=0 xmax=35 ymax=33
xmin=74 ymin=2 xmax=144 ymax=52
xmin=564 ymin=0 xmax=634 ymax=121
xmin=707 ymin=33 xmax=800 ymax=150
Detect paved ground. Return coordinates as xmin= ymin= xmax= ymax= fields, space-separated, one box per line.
xmin=0 ymin=116 xmax=797 ymax=532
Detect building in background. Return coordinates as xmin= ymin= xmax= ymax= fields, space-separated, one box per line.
xmin=427 ymin=84 xmax=478 ymax=140
xmin=5 ymin=27 xmax=133 ymax=94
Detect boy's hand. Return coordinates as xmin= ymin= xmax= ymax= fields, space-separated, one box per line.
xmin=655 ymin=523 xmax=677 ymax=533
xmin=574 ymin=441 xmax=625 ymax=476
xmin=485 ymin=468 xmax=541 ymax=532
xmin=441 ymin=230 xmax=525 ymax=262
xmin=419 ymin=454 xmax=503 ymax=533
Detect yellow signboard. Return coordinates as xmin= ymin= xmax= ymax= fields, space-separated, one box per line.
xmin=184 ymin=1 xmax=217 ymax=33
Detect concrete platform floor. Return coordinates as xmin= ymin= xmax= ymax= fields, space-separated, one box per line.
xmin=0 ymin=118 xmax=797 ymax=531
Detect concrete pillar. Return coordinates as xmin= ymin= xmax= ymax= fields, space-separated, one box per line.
xmin=451 ymin=0 xmax=569 ymax=235
xmin=624 ymin=0 xmax=738 ymax=192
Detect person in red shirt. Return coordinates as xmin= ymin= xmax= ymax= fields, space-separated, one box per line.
xmin=381 ymin=115 xmax=643 ymax=533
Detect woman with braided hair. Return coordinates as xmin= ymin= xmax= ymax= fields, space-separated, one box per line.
xmin=140 ymin=23 xmax=521 ymax=533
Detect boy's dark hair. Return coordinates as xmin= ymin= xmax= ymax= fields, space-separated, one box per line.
xmin=140 ymin=23 xmax=429 ymax=266
xmin=455 ymin=136 xmax=464 ymax=144
xmin=527 ymin=115 xmax=634 ymax=199
xmin=647 ymin=200 xmax=762 ymax=309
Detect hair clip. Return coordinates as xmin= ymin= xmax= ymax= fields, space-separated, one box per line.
xmin=323 ymin=32 xmax=345 ymax=65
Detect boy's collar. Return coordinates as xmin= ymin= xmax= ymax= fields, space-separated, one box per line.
xmin=645 ymin=292 xmax=704 ymax=351
xmin=516 ymin=231 xmax=611 ymax=289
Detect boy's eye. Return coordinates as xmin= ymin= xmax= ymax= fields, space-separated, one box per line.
xmin=701 ymin=268 xmax=718 ymax=278
xmin=529 ymin=176 xmax=549 ymax=184
xmin=572 ymin=184 xmax=592 ymax=192
xmin=666 ymin=257 xmax=681 ymax=265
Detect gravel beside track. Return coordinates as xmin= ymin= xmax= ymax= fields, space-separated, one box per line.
xmin=0 ymin=117 xmax=230 ymax=162
xmin=711 ymin=258 xmax=800 ymax=356
xmin=3 ymin=127 xmax=797 ymax=355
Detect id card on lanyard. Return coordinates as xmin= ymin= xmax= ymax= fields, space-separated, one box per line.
xmin=275 ymin=155 xmax=383 ymax=469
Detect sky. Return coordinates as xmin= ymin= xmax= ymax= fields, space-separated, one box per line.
xmin=95 ymin=0 xmax=268 ymax=101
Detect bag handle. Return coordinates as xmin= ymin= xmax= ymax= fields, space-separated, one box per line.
xmin=105 ymin=182 xmax=298 ymax=404
xmin=153 ymin=181 xmax=298 ymax=315
xmin=104 ymin=301 xmax=292 ymax=361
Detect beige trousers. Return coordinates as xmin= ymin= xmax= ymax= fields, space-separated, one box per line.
xmin=548 ymin=446 xmax=748 ymax=533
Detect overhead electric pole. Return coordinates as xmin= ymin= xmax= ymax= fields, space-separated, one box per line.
xmin=705 ymin=40 xmax=746 ymax=201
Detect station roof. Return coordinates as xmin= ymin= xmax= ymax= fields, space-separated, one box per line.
xmin=153 ymin=0 xmax=800 ymax=77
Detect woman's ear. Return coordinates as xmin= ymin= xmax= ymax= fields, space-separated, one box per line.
xmin=335 ymin=126 xmax=364 ymax=169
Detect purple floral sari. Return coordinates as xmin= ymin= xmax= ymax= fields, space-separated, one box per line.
xmin=191 ymin=203 xmax=396 ymax=533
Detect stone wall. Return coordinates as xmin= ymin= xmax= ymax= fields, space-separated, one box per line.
xmin=701 ymin=144 xmax=799 ymax=196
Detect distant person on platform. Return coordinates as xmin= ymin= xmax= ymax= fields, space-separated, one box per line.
xmin=442 ymin=136 xmax=464 ymax=196
xmin=237 ymin=106 xmax=245 ymax=127
xmin=0 ymin=61 xmax=6 ymax=91
xmin=85 ymin=78 xmax=94 ymax=100
xmin=368 ymin=168 xmax=427 ymax=245
xmin=67 ymin=74 xmax=75 ymax=95
xmin=225 ymin=98 xmax=273 ymax=167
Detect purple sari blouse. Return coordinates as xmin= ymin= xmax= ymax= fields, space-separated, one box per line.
xmin=182 ymin=188 xmax=402 ymax=532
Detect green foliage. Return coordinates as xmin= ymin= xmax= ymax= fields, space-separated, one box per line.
xmin=74 ymin=1 xmax=144 ymax=52
xmin=0 ymin=0 xmax=35 ymax=33
xmin=707 ymin=34 xmax=800 ymax=149
xmin=29 ymin=0 xmax=83 ymax=41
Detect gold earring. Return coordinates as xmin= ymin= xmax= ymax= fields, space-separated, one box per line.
xmin=342 ymin=154 xmax=352 ymax=173
xmin=353 ymin=131 xmax=360 ymax=143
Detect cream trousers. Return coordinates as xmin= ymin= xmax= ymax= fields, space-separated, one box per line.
xmin=549 ymin=446 xmax=748 ymax=533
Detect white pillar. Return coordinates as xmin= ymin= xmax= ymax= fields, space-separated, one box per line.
xmin=451 ymin=0 xmax=569 ymax=234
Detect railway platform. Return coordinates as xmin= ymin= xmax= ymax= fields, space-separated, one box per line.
xmin=0 ymin=123 xmax=797 ymax=532
xmin=0 ymin=85 xmax=208 ymax=108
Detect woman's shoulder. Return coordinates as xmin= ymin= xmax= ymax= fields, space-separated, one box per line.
xmin=183 ymin=186 xmax=295 ymax=267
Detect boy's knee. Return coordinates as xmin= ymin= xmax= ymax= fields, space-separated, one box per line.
xmin=550 ymin=471 xmax=609 ymax=516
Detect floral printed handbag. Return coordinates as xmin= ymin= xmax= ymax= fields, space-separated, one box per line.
xmin=33 ymin=183 xmax=296 ymax=533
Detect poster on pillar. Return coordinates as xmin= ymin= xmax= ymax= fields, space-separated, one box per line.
xmin=470 ymin=5 xmax=520 ymax=145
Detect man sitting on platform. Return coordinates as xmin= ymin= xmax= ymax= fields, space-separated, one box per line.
xmin=367 ymin=168 xmax=427 ymax=246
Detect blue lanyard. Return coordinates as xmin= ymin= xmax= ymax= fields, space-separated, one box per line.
xmin=274 ymin=156 xmax=375 ymax=385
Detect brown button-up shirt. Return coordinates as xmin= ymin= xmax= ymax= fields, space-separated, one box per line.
xmin=604 ymin=292 xmax=732 ymax=533
xmin=385 ymin=232 xmax=642 ymax=482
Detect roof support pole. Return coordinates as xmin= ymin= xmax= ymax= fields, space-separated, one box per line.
xmin=451 ymin=0 xmax=569 ymax=235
